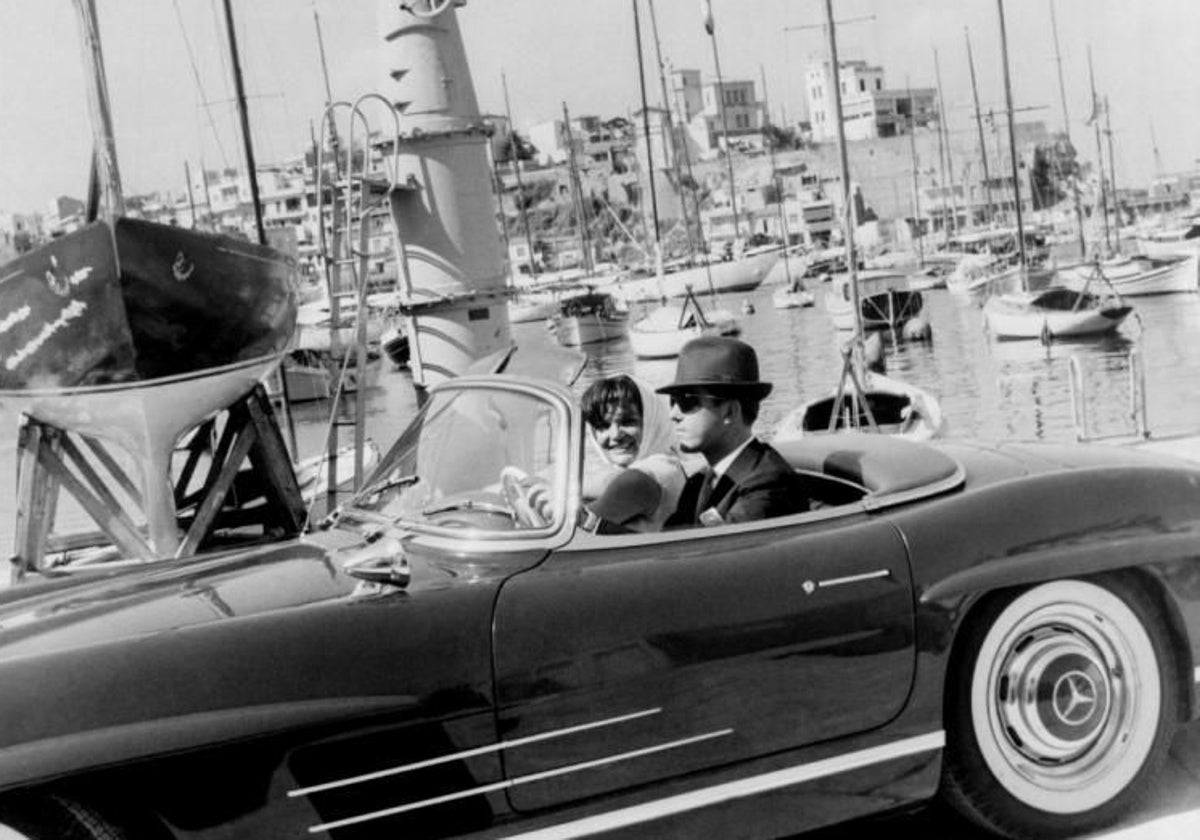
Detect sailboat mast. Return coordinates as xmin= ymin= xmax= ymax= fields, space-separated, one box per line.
xmin=633 ymin=0 xmax=662 ymax=254
xmin=1150 ymin=118 xmax=1163 ymax=177
xmin=312 ymin=2 xmax=343 ymax=177
xmin=71 ymin=0 xmax=125 ymax=218
xmin=996 ymin=0 xmax=1026 ymax=269
xmin=704 ymin=5 xmax=742 ymax=243
xmin=823 ymin=0 xmax=864 ymax=346
xmin=933 ymin=47 xmax=958 ymax=240
xmin=1048 ymin=0 xmax=1086 ymax=258
xmin=1104 ymin=96 xmax=1120 ymax=250
xmin=964 ymin=28 xmax=993 ymax=227
xmin=561 ymin=102 xmax=594 ymax=274
xmin=906 ymin=76 xmax=924 ymax=266
xmin=761 ymin=64 xmax=794 ymax=285
xmin=646 ymin=0 xmax=692 ymax=256
xmin=502 ymin=71 xmax=538 ymax=278
xmin=1087 ymin=46 xmax=1111 ymax=254
xmin=221 ymin=0 xmax=266 ymax=245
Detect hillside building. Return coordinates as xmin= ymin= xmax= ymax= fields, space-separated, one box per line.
xmin=806 ymin=59 xmax=937 ymax=142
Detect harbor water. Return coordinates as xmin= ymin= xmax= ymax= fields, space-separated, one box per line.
xmin=2 ymin=277 xmax=1200 ymax=552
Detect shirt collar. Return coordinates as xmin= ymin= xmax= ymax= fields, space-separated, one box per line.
xmin=712 ymin=435 xmax=754 ymax=479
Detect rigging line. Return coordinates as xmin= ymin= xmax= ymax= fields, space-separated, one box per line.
xmin=210 ymin=0 xmax=239 ymax=163
xmin=245 ymin=6 xmax=287 ymax=166
xmin=171 ymin=0 xmax=230 ymax=169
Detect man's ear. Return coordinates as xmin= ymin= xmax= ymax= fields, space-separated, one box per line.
xmin=723 ymin=398 xmax=740 ymax=425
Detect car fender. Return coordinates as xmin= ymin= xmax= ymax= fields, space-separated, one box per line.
xmin=894 ymin=464 xmax=1200 ymax=717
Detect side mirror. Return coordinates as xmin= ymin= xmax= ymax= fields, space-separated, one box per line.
xmin=340 ymin=537 xmax=411 ymax=587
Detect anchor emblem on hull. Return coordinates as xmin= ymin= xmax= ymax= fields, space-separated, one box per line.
xmin=172 ymin=252 xmax=195 ymax=283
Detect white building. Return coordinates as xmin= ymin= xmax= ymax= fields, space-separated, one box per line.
xmin=806 ymin=59 xmax=938 ymax=142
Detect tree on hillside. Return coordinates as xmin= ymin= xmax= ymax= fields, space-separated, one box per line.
xmin=1029 ymin=134 xmax=1080 ymax=210
xmin=495 ymin=131 xmax=538 ymax=165
xmin=762 ymin=123 xmax=802 ymax=151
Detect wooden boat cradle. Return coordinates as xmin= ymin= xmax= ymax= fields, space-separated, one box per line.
xmin=11 ymin=385 xmax=305 ymax=582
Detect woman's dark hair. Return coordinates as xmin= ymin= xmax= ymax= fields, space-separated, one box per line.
xmin=581 ymin=375 xmax=643 ymax=429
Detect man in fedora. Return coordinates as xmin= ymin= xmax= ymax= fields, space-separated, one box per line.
xmin=658 ymin=336 xmax=810 ymax=527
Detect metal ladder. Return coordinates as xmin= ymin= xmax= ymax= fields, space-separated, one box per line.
xmin=1068 ymin=348 xmax=1148 ymax=442
xmin=313 ymin=95 xmax=401 ymax=514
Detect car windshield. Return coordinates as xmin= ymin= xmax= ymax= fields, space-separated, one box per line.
xmin=343 ymin=382 xmax=569 ymax=534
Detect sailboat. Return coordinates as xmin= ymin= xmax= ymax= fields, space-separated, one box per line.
xmin=773 ymin=0 xmax=944 ymax=441
xmin=625 ymin=0 xmax=739 ymax=360
xmin=981 ymin=9 xmax=1134 ymax=342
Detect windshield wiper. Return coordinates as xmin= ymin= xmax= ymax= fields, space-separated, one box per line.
xmin=369 ymin=473 xmax=420 ymax=494
xmin=318 ymin=474 xmax=419 ymax=530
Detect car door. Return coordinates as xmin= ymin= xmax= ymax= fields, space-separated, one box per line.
xmin=490 ymin=508 xmax=915 ymax=812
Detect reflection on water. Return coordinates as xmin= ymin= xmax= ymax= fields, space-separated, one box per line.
xmin=2 ymin=281 xmax=1200 ymax=547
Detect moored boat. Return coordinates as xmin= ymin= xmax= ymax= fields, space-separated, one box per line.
xmin=1057 ymin=253 xmax=1198 ymax=296
xmin=381 ymin=322 xmax=410 ymax=367
xmin=983 ymin=286 xmax=1133 ymax=340
xmin=772 ymin=284 xmax=815 ymax=309
xmin=612 ymin=249 xmax=779 ymax=304
xmin=550 ymin=290 xmax=628 ymax=346
xmin=824 ymin=269 xmax=923 ymax=331
xmin=627 ymin=290 xmax=739 ymax=359
xmin=1135 ymin=216 xmax=1200 ymax=259
xmin=773 ymin=370 xmax=946 ymax=442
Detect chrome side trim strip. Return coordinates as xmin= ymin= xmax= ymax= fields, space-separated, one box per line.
xmin=818 ymin=570 xmax=891 ymax=589
xmin=501 ymin=731 xmax=946 ymax=840
xmin=306 ymin=728 xmax=733 ymax=834
xmin=289 ymin=707 xmax=662 ymax=797
xmin=1194 ymin=665 xmax=1200 ymax=684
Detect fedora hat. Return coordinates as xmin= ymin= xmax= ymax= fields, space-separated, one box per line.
xmin=656 ymin=336 xmax=772 ymax=400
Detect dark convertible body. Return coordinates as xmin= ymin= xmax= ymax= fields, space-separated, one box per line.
xmin=1 ymin=373 xmax=1199 ymax=839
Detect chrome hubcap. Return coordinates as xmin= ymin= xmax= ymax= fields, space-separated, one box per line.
xmin=993 ymin=621 xmax=1118 ymax=768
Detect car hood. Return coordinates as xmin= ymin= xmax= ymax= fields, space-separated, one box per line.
xmin=0 ymin=527 xmax=543 ymax=663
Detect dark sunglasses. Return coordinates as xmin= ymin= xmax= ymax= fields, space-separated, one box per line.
xmin=669 ymin=392 xmax=720 ymax=414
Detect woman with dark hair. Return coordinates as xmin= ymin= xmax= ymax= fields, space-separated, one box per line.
xmin=578 ymin=374 xmax=686 ymax=533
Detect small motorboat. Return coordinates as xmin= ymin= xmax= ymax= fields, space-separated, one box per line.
xmin=983 ymin=286 xmax=1133 ymax=341
xmin=774 ymin=337 xmax=946 ymax=442
xmin=381 ymin=322 xmax=410 ymax=367
xmin=628 ymin=289 xmax=739 ymax=359
xmin=772 ymin=284 xmax=815 ymax=309
xmin=824 ymin=269 xmax=923 ymax=331
xmin=550 ymin=290 xmax=628 ymax=346
xmin=1056 ymin=253 xmax=1198 ymax=296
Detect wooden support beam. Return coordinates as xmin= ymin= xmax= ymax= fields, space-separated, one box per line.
xmin=10 ymin=384 xmax=308 ymax=581
xmin=36 ymin=437 xmax=156 ymax=563
xmin=177 ymin=418 xmax=258 ymax=557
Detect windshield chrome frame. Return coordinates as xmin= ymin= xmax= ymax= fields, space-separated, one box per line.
xmin=356 ymin=374 xmax=581 ymax=549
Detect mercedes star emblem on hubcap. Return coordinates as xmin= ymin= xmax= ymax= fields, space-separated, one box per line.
xmin=1052 ymin=670 xmax=1099 ymax=725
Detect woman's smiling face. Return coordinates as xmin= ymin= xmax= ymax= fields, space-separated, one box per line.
xmin=590 ymin=404 xmax=644 ymax=467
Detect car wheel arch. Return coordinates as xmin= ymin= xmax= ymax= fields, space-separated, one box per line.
xmin=943 ymin=568 xmax=1193 ymax=721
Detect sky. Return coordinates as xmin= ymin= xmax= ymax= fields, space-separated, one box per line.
xmin=2 ymin=0 xmax=1199 ymax=215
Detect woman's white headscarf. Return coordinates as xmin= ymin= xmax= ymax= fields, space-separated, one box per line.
xmin=585 ymin=378 xmax=675 ymax=468
xmin=583 ymin=378 xmax=685 ymax=530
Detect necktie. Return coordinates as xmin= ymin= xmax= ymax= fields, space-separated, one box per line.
xmin=696 ymin=470 xmax=719 ymax=518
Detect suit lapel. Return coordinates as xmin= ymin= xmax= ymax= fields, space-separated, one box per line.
xmin=708 ymin=441 xmax=763 ymax=516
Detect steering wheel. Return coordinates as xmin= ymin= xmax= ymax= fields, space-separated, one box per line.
xmin=500 ymin=466 xmax=550 ymax=529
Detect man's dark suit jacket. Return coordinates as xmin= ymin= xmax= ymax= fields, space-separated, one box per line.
xmin=665 ymin=438 xmax=810 ymax=527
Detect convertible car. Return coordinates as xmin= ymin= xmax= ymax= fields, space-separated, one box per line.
xmin=0 ymin=367 xmax=1199 ymax=839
